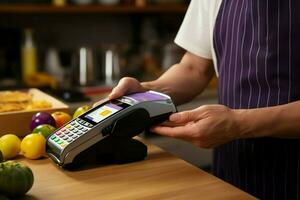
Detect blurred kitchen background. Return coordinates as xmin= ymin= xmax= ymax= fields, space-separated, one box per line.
xmin=0 ymin=0 xmax=218 ymax=171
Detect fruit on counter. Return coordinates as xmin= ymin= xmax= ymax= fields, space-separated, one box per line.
xmin=0 ymin=161 xmax=34 ymax=197
xmin=32 ymin=124 xmax=56 ymax=139
xmin=20 ymin=134 xmax=46 ymax=160
xmin=73 ymin=105 xmax=91 ymax=119
xmin=51 ymin=111 xmax=72 ymax=128
xmin=0 ymin=134 xmax=21 ymax=160
xmin=0 ymin=151 xmax=3 ymax=163
xmin=30 ymin=112 xmax=56 ymax=131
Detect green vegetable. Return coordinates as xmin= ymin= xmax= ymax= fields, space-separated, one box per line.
xmin=0 ymin=161 xmax=34 ymax=197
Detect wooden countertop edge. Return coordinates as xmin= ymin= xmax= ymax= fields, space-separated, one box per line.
xmin=15 ymin=138 xmax=257 ymax=200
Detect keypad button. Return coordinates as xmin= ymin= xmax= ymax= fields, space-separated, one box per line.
xmin=83 ymin=128 xmax=88 ymax=132
xmin=63 ymin=136 xmax=68 ymax=140
xmin=71 ymin=121 xmax=76 ymax=126
xmin=55 ymin=131 xmax=62 ymax=136
xmin=72 ymin=135 xmax=78 ymax=139
xmin=67 ymin=138 xmax=73 ymax=143
xmin=54 ymin=138 xmax=60 ymax=142
xmin=69 ymin=127 xmax=75 ymax=131
xmin=73 ymin=129 xmax=78 ymax=133
xmin=77 ymin=131 xmax=83 ymax=135
xmin=77 ymin=119 xmax=84 ymax=125
xmin=78 ymin=126 xmax=83 ymax=130
xmin=51 ymin=135 xmax=56 ymax=140
xmin=68 ymin=133 xmax=74 ymax=137
xmin=88 ymin=124 xmax=93 ymax=128
xmin=66 ymin=125 xmax=71 ymax=129
xmin=74 ymin=124 xmax=80 ymax=128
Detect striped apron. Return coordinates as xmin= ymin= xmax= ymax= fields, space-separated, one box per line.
xmin=213 ymin=0 xmax=300 ymax=199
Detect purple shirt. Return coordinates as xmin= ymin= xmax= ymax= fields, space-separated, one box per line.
xmin=213 ymin=0 xmax=300 ymax=199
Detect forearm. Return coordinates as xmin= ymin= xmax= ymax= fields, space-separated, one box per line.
xmin=236 ymin=101 xmax=300 ymax=139
xmin=141 ymin=52 xmax=214 ymax=105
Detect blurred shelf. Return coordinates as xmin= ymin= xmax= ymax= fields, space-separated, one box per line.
xmin=0 ymin=4 xmax=188 ymax=14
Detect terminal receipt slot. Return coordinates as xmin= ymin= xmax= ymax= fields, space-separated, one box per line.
xmin=46 ymin=91 xmax=177 ymax=168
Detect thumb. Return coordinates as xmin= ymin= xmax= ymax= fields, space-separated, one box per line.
xmin=108 ymin=87 xmax=122 ymax=100
xmin=109 ymin=77 xmax=145 ymax=100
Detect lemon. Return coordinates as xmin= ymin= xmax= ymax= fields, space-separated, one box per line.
xmin=0 ymin=134 xmax=21 ymax=160
xmin=21 ymin=134 xmax=46 ymax=160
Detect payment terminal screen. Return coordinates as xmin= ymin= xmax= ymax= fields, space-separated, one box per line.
xmin=84 ymin=103 xmax=123 ymax=123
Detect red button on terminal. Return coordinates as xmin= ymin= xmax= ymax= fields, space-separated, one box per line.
xmin=55 ymin=131 xmax=62 ymax=136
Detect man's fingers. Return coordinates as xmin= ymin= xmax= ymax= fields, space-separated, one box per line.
xmin=108 ymin=80 xmax=129 ymax=100
xmin=108 ymin=88 xmax=121 ymax=100
xmin=93 ymin=98 xmax=108 ymax=108
xmin=169 ymin=109 xmax=203 ymax=123
xmin=151 ymin=125 xmax=195 ymax=140
xmin=108 ymin=77 xmax=144 ymax=100
xmin=160 ymin=121 xmax=187 ymax=127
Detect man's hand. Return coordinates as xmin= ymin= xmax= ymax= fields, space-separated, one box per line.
xmin=151 ymin=104 xmax=243 ymax=148
xmin=108 ymin=77 xmax=146 ymax=100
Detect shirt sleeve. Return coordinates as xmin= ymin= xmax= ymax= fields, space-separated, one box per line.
xmin=175 ymin=0 xmax=212 ymax=59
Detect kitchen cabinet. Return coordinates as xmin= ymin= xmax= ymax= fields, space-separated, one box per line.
xmin=0 ymin=3 xmax=188 ymax=47
xmin=0 ymin=4 xmax=188 ymax=13
xmin=0 ymin=3 xmax=188 ymax=87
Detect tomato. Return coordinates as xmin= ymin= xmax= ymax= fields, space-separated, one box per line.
xmin=51 ymin=111 xmax=72 ymax=128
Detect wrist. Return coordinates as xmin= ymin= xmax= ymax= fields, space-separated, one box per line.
xmin=141 ymin=81 xmax=172 ymax=97
xmin=233 ymin=109 xmax=264 ymax=139
xmin=233 ymin=107 xmax=282 ymax=139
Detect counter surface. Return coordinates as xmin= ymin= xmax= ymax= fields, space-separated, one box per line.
xmin=18 ymin=139 xmax=256 ymax=200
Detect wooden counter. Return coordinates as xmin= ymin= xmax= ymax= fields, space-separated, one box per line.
xmin=18 ymin=140 xmax=256 ymax=200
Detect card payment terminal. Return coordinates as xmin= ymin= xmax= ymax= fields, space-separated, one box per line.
xmin=46 ymin=91 xmax=177 ymax=168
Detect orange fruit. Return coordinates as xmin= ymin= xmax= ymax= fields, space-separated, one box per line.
xmin=20 ymin=134 xmax=46 ymax=160
xmin=0 ymin=134 xmax=21 ymax=160
xmin=51 ymin=111 xmax=72 ymax=128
